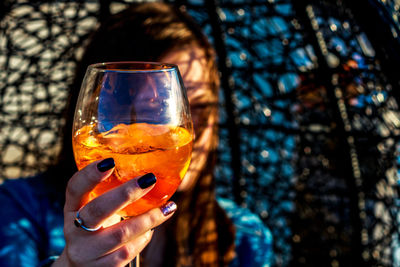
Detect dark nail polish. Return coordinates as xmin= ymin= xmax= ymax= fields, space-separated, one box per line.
xmin=160 ymin=201 xmax=177 ymax=216
xmin=137 ymin=173 xmax=157 ymax=189
xmin=97 ymin=158 xmax=115 ymax=172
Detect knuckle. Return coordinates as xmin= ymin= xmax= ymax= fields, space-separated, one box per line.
xmin=146 ymin=210 xmax=161 ymax=227
xmin=111 ymin=226 xmax=130 ymax=244
xmin=66 ymin=180 xmax=79 ymax=198
xmin=117 ymin=245 xmax=132 ymax=261
xmin=121 ymin=184 xmax=137 ymax=202
xmin=85 ymin=202 xmax=103 ymax=220
xmin=143 ymin=230 xmax=153 ymax=244
xmin=81 ymin=165 xmax=99 ymax=183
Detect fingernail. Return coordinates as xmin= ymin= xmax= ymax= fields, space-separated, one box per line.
xmin=160 ymin=201 xmax=177 ymax=216
xmin=137 ymin=173 xmax=157 ymax=189
xmin=97 ymin=158 xmax=115 ymax=172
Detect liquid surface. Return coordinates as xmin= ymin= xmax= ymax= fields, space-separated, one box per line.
xmin=73 ymin=123 xmax=193 ymax=217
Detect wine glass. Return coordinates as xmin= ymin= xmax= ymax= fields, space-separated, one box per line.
xmin=72 ymin=62 xmax=194 ymax=266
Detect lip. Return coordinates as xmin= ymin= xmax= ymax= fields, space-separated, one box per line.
xmin=88 ymin=61 xmax=179 ymax=73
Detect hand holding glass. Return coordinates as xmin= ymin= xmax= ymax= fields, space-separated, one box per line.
xmin=72 ymin=62 xmax=193 ymax=218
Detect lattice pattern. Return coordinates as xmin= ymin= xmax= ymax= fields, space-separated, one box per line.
xmin=0 ymin=1 xmax=100 ymax=178
xmin=1 ymin=0 xmax=400 ymax=266
xmin=288 ymin=2 xmax=400 ymax=265
xmin=183 ymin=0 xmax=400 ymax=265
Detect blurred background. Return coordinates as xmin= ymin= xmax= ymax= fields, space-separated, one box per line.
xmin=1 ymin=0 xmax=399 ymax=266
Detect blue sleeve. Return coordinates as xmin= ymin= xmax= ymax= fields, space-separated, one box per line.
xmin=0 ymin=185 xmax=42 ymax=267
xmin=0 ymin=176 xmax=66 ymax=267
xmin=218 ymin=198 xmax=274 ymax=267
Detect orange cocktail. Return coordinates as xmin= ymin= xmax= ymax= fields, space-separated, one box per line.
xmin=73 ymin=123 xmax=193 ymax=217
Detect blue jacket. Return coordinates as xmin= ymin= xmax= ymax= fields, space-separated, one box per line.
xmin=0 ymin=175 xmax=273 ymax=266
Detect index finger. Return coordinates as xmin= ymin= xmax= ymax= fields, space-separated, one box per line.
xmin=64 ymin=158 xmax=115 ymax=212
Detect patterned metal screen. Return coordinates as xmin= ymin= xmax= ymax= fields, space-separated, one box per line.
xmin=1 ymin=0 xmax=399 ymax=266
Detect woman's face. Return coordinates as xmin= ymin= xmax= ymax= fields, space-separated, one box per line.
xmin=160 ymin=45 xmax=217 ymax=192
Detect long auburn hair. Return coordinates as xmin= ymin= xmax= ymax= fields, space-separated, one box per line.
xmin=53 ymin=3 xmax=235 ymax=266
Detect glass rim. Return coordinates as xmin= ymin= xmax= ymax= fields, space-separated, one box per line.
xmin=87 ymin=61 xmax=179 ymax=73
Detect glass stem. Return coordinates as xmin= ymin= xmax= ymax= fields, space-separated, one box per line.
xmin=131 ymin=254 xmax=140 ymax=267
